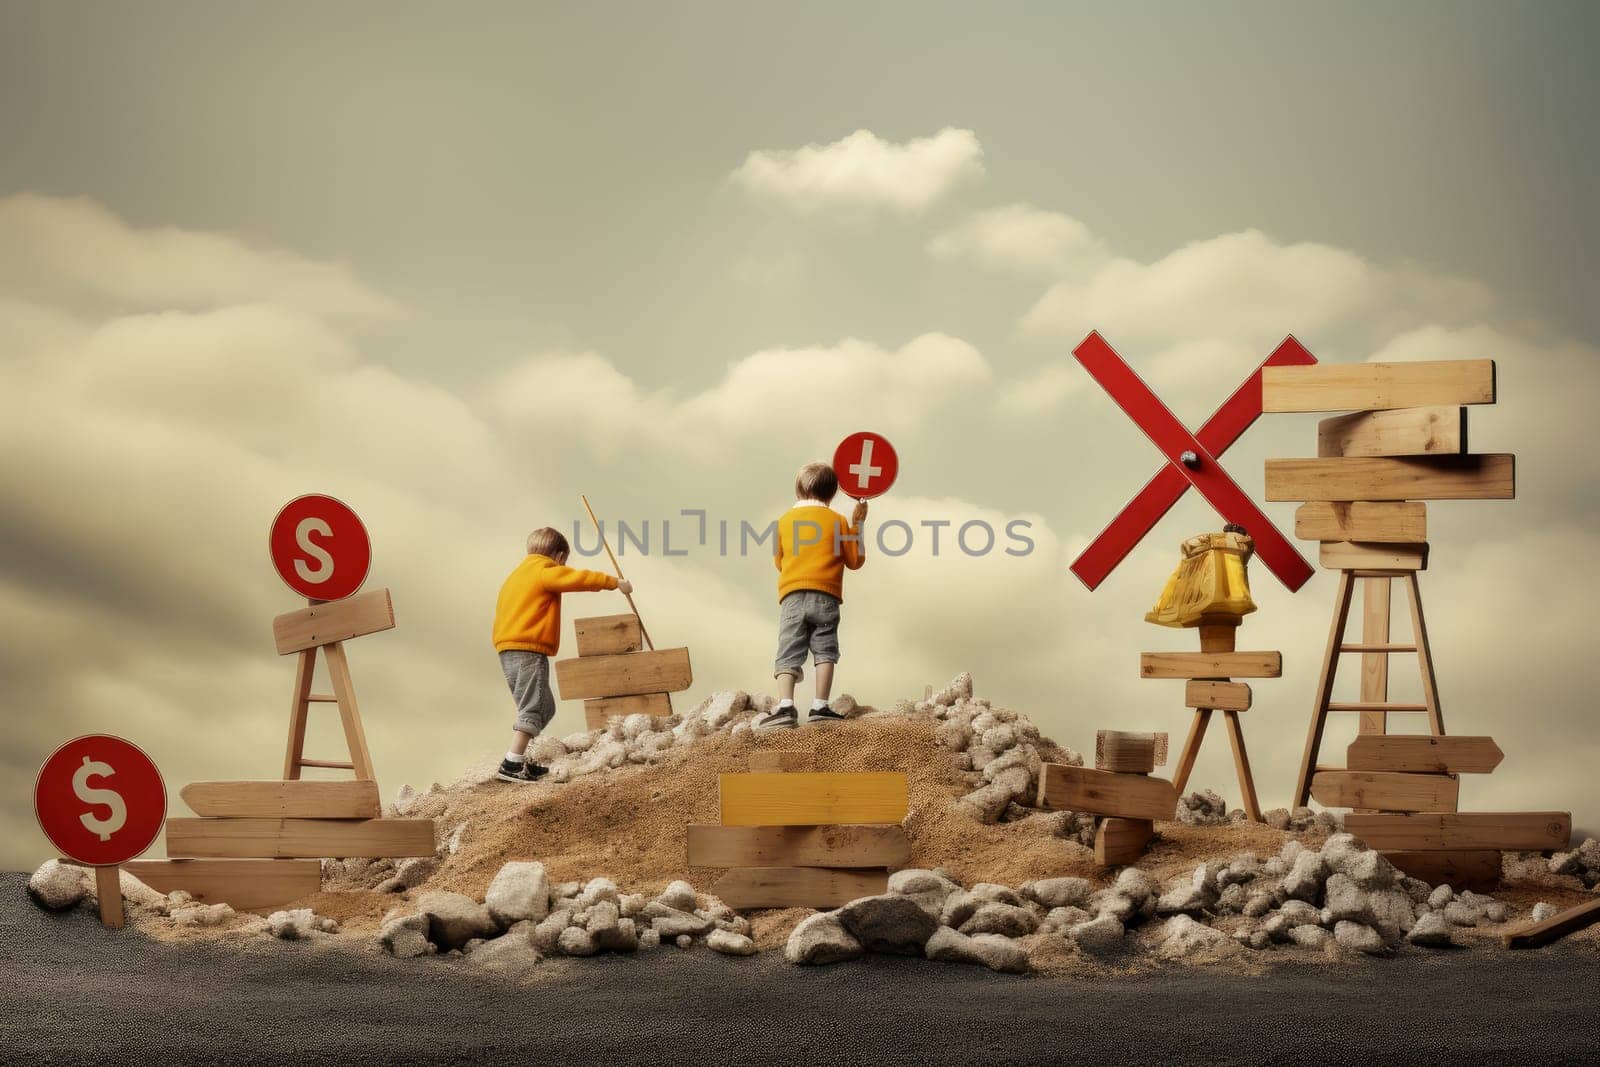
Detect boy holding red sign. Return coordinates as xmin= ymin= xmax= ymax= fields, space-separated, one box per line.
xmin=492 ymin=527 xmax=631 ymax=782
xmin=754 ymin=462 xmax=867 ymax=732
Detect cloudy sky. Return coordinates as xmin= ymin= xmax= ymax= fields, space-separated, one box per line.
xmin=4 ymin=2 xmax=1597 ymax=869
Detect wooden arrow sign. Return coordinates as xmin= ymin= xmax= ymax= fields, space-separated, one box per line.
xmin=1346 ymin=735 xmax=1504 ymax=774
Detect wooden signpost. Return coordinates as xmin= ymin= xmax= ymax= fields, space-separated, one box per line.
xmin=1038 ymin=736 xmax=1175 ymax=866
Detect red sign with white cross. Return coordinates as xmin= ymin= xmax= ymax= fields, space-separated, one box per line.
xmin=1069 ymin=332 xmax=1316 ymax=592
xmin=833 ymin=431 xmax=899 ymax=500
xmin=269 ymin=493 xmax=372 ymax=601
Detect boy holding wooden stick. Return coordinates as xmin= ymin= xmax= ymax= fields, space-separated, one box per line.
xmin=492 ymin=527 xmax=631 ymax=782
xmin=754 ymin=462 xmax=867 ymax=731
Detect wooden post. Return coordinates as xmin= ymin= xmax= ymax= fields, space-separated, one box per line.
xmin=581 ymin=494 xmax=653 ymax=651
xmin=95 ymin=865 xmax=124 ymax=929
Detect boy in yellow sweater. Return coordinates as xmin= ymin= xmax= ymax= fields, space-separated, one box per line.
xmin=754 ymin=462 xmax=867 ymax=731
xmin=491 ymin=527 xmax=630 ymax=782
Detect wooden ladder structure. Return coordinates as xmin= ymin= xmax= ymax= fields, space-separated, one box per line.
xmin=1292 ymin=568 xmax=1444 ymax=807
xmin=1167 ymin=622 xmax=1266 ymax=823
xmin=278 ymin=591 xmax=395 ymax=781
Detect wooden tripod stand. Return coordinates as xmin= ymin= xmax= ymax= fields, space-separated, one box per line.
xmin=1164 ymin=622 xmax=1267 ymax=822
xmin=275 ymin=590 xmax=395 ymax=781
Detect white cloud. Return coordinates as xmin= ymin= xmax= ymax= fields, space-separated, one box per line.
xmin=995 ymin=363 xmax=1086 ymax=416
xmin=928 ymin=203 xmax=1108 ymax=275
xmin=729 ymin=128 xmax=984 ymax=216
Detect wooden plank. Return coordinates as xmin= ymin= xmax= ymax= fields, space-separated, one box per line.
xmin=273 ymin=589 xmax=395 ymax=655
xmin=1343 ymin=812 xmax=1570 ymax=852
xmin=686 ymin=824 xmax=910 ymax=868
xmin=710 ymin=866 xmax=888 ymax=910
xmin=323 ymin=641 xmax=376 ymax=781
xmin=1171 ymin=708 xmax=1211 ymax=796
xmin=181 ymin=780 xmax=381 ymax=819
xmin=1262 ymin=359 xmax=1495 ymax=412
xmin=583 ymin=692 xmax=672 ymax=730
xmin=574 ymin=614 xmax=643 ymax=657
xmin=718 ymin=772 xmax=907 ymax=827
xmin=166 ymin=817 xmax=437 ymax=859
xmin=1320 ymin=542 xmax=1428 ymax=572
xmin=123 ymin=859 xmax=322 ymax=910
xmin=1037 ymin=764 xmax=1178 ymax=821
xmin=1265 ymin=454 xmax=1515 ymax=502
xmin=1296 ymin=502 xmax=1427 ymax=543
xmin=1346 ymin=735 xmax=1504 ymax=773
xmin=95 ymin=866 xmax=124 ymax=929
xmin=1309 ymin=771 xmax=1459 ymax=812
xmin=1504 ymin=898 xmax=1600 ymax=949
xmin=554 ymin=647 xmax=692 ymax=700
xmin=749 ymin=750 xmax=815 ymax=772
xmin=1383 ymin=850 xmax=1500 ymax=892
xmin=1185 ymin=680 xmax=1251 ymax=711
xmin=1140 ymin=651 xmax=1281 ymax=679
xmin=1222 ymin=710 xmax=1262 ymax=822
xmin=1094 ymin=818 xmax=1153 ymax=866
xmin=1094 ymin=731 xmax=1162 ymax=773
xmin=1317 ymin=406 xmax=1467 ymax=458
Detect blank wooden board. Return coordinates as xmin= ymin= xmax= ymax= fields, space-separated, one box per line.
xmin=1382 ymin=850 xmax=1501 ymax=892
xmin=1095 ymin=818 xmax=1153 ymax=866
xmin=1343 ymin=812 xmax=1570 ymax=852
xmin=573 ymin=614 xmax=643 ymax=657
xmin=1346 ymin=735 xmax=1504 ymax=774
xmin=710 ymin=866 xmax=888 ymax=910
xmin=1262 ymin=359 xmax=1495 ymax=412
xmin=1140 ymin=651 xmax=1281 ymax=679
xmin=583 ymin=692 xmax=672 ymax=730
xmin=718 ymin=772 xmax=907 ymax=827
xmin=1505 ymin=898 xmax=1600 ymax=949
xmin=1317 ymin=406 xmax=1467 ymax=458
xmin=273 ymin=589 xmax=395 ymax=655
xmin=1265 ymin=454 xmax=1515 ymax=502
xmin=1185 ymin=680 xmax=1251 ymax=711
xmin=166 ymin=817 xmax=437 ymax=859
xmin=1094 ymin=731 xmax=1166 ymax=773
xmin=748 ymin=750 xmax=815 ymax=773
xmin=1037 ymin=764 xmax=1177 ymax=821
xmin=1295 ymin=502 xmax=1427 ymax=543
xmin=1309 ymin=771 xmax=1459 ymax=812
xmin=123 ymin=859 xmax=322 ymax=911
xmin=181 ymin=779 xmax=381 ymax=819
xmin=687 ymin=824 xmax=910 ymax=868
xmin=1320 ymin=542 xmax=1428 ymax=572
xmin=554 ymin=647 xmax=692 ymax=700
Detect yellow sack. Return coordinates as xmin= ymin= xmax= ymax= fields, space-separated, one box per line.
xmin=1145 ymin=530 xmax=1257 ymax=628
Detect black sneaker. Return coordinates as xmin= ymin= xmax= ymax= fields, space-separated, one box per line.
xmin=806 ymin=705 xmax=847 ymax=726
xmin=496 ymin=758 xmax=549 ymax=783
xmin=753 ymin=706 xmax=798 ymax=732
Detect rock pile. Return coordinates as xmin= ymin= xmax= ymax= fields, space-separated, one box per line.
xmin=1547 ymin=837 xmax=1600 ymax=888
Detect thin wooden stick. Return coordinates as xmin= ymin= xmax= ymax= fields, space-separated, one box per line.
xmin=580 ymin=494 xmax=653 ymax=651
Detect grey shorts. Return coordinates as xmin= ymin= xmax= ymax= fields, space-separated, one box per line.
xmin=774 ymin=590 xmax=841 ymax=679
xmin=500 ymin=649 xmax=556 ymax=735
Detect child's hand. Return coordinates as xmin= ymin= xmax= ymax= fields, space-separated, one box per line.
xmin=852 ymin=500 xmax=869 ymax=526
xmin=617 ymin=578 xmax=634 ymax=595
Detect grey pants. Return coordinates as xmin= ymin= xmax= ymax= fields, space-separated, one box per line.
xmin=501 ymin=649 xmax=556 ymax=735
xmin=773 ymin=590 xmax=842 ymax=679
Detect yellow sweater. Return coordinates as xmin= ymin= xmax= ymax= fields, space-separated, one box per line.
xmin=774 ymin=503 xmax=864 ymax=602
xmin=493 ymin=554 xmax=618 ymax=654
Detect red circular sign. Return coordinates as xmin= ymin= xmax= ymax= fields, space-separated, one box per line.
xmin=832 ymin=431 xmax=899 ymax=499
xmin=34 ymin=735 xmax=166 ymax=866
xmin=269 ymin=494 xmax=371 ymax=600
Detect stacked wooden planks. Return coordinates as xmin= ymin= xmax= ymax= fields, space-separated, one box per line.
xmin=555 ymin=614 xmax=692 ymax=729
xmin=1039 ymin=731 xmax=1173 ymax=866
xmin=692 ymin=755 xmax=910 ymax=909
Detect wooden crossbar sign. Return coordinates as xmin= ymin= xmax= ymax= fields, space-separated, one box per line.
xmin=276 ymin=590 xmax=395 ymax=781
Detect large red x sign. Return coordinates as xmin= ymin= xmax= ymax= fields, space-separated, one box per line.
xmin=1070 ymin=332 xmax=1316 ymax=592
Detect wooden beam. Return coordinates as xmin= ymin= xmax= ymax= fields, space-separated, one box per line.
xmin=1140 ymin=651 xmax=1281 ymax=679
xmin=1343 ymin=812 xmax=1570 ymax=852
xmin=1094 ymin=731 xmax=1166 ymax=773
xmin=123 ymin=859 xmax=322 ymax=910
xmin=1265 ymin=454 xmax=1515 ymax=502
xmin=1262 ymin=359 xmax=1495 ymax=412
xmin=95 ymin=866 xmax=124 ymax=929
xmin=710 ymin=866 xmax=888 ymax=910
xmin=1185 ymin=680 xmax=1251 ymax=711
xmin=686 ymin=824 xmax=910 ymax=868
xmin=1382 ymin=850 xmax=1500 ymax=892
xmin=180 ymin=780 xmax=381 ymax=819
xmin=1504 ymin=898 xmax=1600 ymax=949
xmin=573 ymin=614 xmax=643 ymax=657
xmin=1309 ymin=771 xmax=1459 ymax=812
xmin=583 ymin=692 xmax=672 ymax=730
xmin=554 ymin=648 xmax=692 ymax=700
xmin=1296 ymin=502 xmax=1427 ymax=543
xmin=718 ymin=772 xmax=907 ymax=827
xmin=166 ymin=817 xmax=437 ymax=859
xmin=1094 ymin=818 xmax=1153 ymax=866
xmin=1317 ymin=406 xmax=1467 ymax=458
xmin=1037 ymin=764 xmax=1178 ymax=821
xmin=273 ymin=589 xmax=395 ymax=655
xmin=748 ymin=750 xmax=815 ymax=773
xmin=1346 ymin=735 xmax=1504 ymax=773
xmin=1320 ymin=542 xmax=1428 ymax=572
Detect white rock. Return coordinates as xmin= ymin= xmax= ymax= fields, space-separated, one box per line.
xmin=1022 ymin=877 xmax=1092 ymax=910
xmin=557 ymin=925 xmax=598 ymax=957
xmin=380 ymin=913 xmax=435 ymax=958
xmin=1068 ymin=914 xmax=1125 ymax=955
xmin=1405 ymin=911 xmax=1453 ymax=948
xmin=533 ymin=909 xmax=574 ymax=953
xmin=1530 ymin=901 xmax=1558 ymax=924
xmin=785 ymin=912 xmax=864 ymax=965
xmin=675 ymin=934 xmax=693 ymax=949
xmin=958 ymin=902 xmax=1038 ymax=938
xmin=1159 ymin=915 xmax=1229 ymax=958
xmin=838 ymin=894 xmax=938 ymax=955
xmin=1288 ymin=924 xmax=1331 ymax=949
xmin=707 ymin=929 xmax=757 ymax=956
xmin=925 ymin=927 xmax=1028 ymax=973
xmin=267 ymin=909 xmax=317 ymax=940
xmin=1281 ymin=850 xmax=1329 ymax=902
xmin=28 ymin=860 xmax=90 ymax=911
xmin=1427 ymin=885 xmax=1454 ymax=910
xmin=172 ymin=902 xmax=236 ymax=928
xmin=657 ymin=879 xmax=697 ymax=912
xmin=486 ymin=861 xmax=550 ymax=925
xmin=416 ymin=891 xmax=497 ymax=950
xmin=1334 ymin=920 xmax=1387 ymax=955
